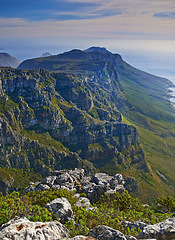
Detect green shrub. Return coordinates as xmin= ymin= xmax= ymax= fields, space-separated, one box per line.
xmin=0 ymin=189 xmax=173 ymax=238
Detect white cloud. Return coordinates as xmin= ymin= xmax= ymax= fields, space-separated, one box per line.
xmin=0 ymin=0 xmax=175 ymax=40
xmin=58 ymin=0 xmax=175 ymax=18
xmin=0 ymin=12 xmax=175 ymax=40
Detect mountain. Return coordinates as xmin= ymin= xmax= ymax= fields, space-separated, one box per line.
xmin=84 ymin=46 xmax=111 ymax=53
xmin=41 ymin=52 xmax=52 ymax=57
xmin=18 ymin=48 xmax=175 ymax=123
xmin=0 ymin=48 xmax=175 ymax=201
xmin=0 ymin=52 xmax=20 ymax=68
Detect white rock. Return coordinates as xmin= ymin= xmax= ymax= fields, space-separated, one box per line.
xmin=74 ymin=197 xmax=94 ymax=211
xmin=0 ymin=216 xmax=69 ymax=240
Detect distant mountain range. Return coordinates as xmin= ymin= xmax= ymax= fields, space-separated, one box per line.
xmin=0 ymin=52 xmax=20 ymax=68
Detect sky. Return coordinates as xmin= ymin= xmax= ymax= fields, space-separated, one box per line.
xmin=0 ymin=0 xmax=175 ymax=81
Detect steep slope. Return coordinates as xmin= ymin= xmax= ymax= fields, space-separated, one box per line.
xmin=17 ymin=48 xmax=175 ymax=201
xmin=0 ymin=53 xmax=20 ymax=68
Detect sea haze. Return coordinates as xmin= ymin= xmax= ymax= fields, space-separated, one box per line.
xmin=121 ymin=51 xmax=175 ymax=104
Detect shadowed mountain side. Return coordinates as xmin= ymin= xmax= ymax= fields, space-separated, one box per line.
xmin=0 ymin=53 xmax=20 ymax=68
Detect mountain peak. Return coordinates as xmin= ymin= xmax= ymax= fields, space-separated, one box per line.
xmin=59 ymin=49 xmax=89 ymax=60
xmin=41 ymin=52 xmax=52 ymax=58
xmin=84 ymin=46 xmax=111 ymax=54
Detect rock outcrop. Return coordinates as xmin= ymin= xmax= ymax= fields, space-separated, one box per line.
xmin=25 ymin=169 xmax=84 ymax=193
xmin=25 ymin=169 xmax=126 ymax=203
xmin=81 ymin=172 xmax=125 ymax=203
xmin=138 ymin=217 xmax=175 ymax=240
xmin=0 ymin=216 xmax=69 ymax=240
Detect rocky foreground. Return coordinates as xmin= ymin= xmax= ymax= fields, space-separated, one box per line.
xmin=0 ymin=169 xmax=174 ymax=240
xmin=1 ymin=216 xmax=175 ymax=240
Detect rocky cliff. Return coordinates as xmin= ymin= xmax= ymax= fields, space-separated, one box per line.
xmin=0 ymin=65 xmax=145 ymax=192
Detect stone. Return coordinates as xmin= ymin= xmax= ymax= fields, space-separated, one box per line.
xmin=0 ymin=216 xmax=69 ymax=240
xmin=74 ymin=197 xmax=94 ymax=211
xmin=91 ymin=173 xmax=112 ymax=185
xmin=69 ymin=236 xmax=96 ymax=240
xmin=68 ymin=168 xmax=85 ymax=182
xmin=81 ymin=173 xmax=125 ymax=203
xmin=88 ymin=225 xmax=137 ymax=240
xmin=138 ymin=217 xmax=175 ymax=240
xmin=45 ymin=197 xmax=74 ymax=223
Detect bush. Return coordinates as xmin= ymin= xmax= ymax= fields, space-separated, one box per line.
xmin=0 ymin=189 xmax=173 ymax=238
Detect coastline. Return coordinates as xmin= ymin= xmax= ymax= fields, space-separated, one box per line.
xmin=164 ymin=76 xmax=175 ymax=106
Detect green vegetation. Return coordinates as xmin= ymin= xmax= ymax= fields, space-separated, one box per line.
xmin=22 ymin=130 xmax=69 ymax=153
xmin=0 ymin=189 xmax=174 ymax=238
xmin=88 ymin=143 xmax=103 ymax=151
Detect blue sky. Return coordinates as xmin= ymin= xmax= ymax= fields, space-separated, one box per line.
xmin=0 ymin=0 xmax=175 ymax=74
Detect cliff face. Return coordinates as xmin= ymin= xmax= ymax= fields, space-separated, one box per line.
xmin=0 ymin=66 xmax=144 ymax=185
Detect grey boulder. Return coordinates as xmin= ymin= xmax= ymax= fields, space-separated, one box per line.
xmin=45 ymin=197 xmax=74 ymax=223
xmin=88 ymin=225 xmax=137 ymax=240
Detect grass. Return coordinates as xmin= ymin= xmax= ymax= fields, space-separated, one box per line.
xmin=21 ymin=130 xmax=70 ymax=154
xmin=121 ymin=109 xmax=175 ymax=202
